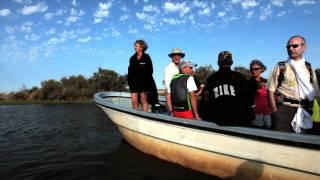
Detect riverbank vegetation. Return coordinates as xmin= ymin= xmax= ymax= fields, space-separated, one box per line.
xmin=0 ymin=68 xmax=127 ymax=103
xmin=1 ymin=67 xmax=319 ymax=104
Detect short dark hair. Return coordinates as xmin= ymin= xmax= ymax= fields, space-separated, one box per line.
xmin=218 ymin=51 xmax=233 ymax=67
xmin=134 ymin=39 xmax=148 ymax=52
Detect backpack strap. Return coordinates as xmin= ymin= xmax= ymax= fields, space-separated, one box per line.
xmin=305 ymin=61 xmax=314 ymax=84
xmin=277 ymin=61 xmax=286 ymax=87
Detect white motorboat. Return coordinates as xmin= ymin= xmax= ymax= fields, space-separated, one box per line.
xmin=95 ymin=91 xmax=320 ymax=179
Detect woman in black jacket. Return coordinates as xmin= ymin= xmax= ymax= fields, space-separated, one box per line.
xmin=127 ymin=40 xmax=156 ymax=112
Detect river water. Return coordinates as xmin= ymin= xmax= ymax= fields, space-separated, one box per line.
xmin=0 ymin=104 xmax=215 ymax=179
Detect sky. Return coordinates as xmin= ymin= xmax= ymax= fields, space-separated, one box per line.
xmin=0 ymin=0 xmax=320 ymax=93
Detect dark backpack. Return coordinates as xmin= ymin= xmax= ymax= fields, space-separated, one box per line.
xmin=277 ymin=61 xmax=314 ymax=87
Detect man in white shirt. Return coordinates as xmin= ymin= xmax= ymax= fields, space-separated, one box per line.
xmin=164 ymin=48 xmax=185 ymax=91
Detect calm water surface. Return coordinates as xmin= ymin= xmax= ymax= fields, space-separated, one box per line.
xmin=0 ymin=104 xmax=216 ymax=179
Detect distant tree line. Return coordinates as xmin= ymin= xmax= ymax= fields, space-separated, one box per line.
xmin=0 ymin=68 xmax=127 ymax=101
xmin=1 ymin=66 xmax=319 ymax=101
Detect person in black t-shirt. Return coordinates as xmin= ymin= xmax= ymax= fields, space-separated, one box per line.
xmin=206 ymin=51 xmax=254 ymax=126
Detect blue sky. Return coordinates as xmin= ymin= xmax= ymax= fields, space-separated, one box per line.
xmin=0 ymin=0 xmax=320 ymax=93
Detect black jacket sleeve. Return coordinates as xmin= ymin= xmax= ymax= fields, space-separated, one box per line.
xmin=127 ymin=56 xmax=135 ymax=86
xmin=145 ymin=54 xmax=153 ymax=75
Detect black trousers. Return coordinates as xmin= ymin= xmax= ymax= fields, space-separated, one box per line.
xmin=271 ymin=104 xmax=298 ymax=132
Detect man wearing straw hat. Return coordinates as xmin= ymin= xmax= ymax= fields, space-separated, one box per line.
xmin=164 ymin=48 xmax=185 ymax=91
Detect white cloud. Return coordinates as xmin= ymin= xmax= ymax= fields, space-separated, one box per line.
xmin=44 ymin=13 xmax=53 ymax=20
xmin=20 ymin=2 xmax=48 ymax=15
xmin=61 ymin=30 xmax=77 ymax=40
xmin=5 ymin=26 xmax=16 ymax=34
xmin=163 ymin=18 xmax=186 ymax=25
xmin=231 ymin=0 xmax=242 ymax=4
xmin=277 ymin=11 xmax=286 ymax=17
xmin=259 ymin=4 xmax=272 ymax=21
xmin=218 ymin=11 xmax=226 ymax=17
xmin=128 ymin=27 xmax=138 ymax=34
xmin=143 ymin=5 xmax=160 ymax=14
xmin=292 ymin=0 xmax=316 ymax=6
xmin=13 ymin=0 xmax=32 ymax=5
xmin=0 ymin=39 xmax=24 ymax=62
xmin=66 ymin=16 xmax=78 ymax=23
xmin=136 ymin=12 xmax=156 ymax=24
xmin=188 ymin=15 xmax=195 ymax=24
xmin=77 ymin=36 xmax=92 ymax=43
xmin=21 ymin=22 xmax=34 ymax=33
xmin=77 ymin=28 xmax=91 ymax=35
xmin=246 ymin=10 xmax=254 ymax=18
xmin=271 ymin=0 xmax=286 ymax=7
xmin=72 ymin=0 xmax=77 ymax=6
xmin=303 ymin=9 xmax=312 ymax=14
xmin=25 ymin=34 xmax=40 ymax=41
xmin=47 ymin=30 xmax=78 ymax=45
xmin=55 ymin=9 xmax=65 ymax=16
xmin=0 ymin=9 xmax=11 ymax=16
xmin=163 ymin=18 xmax=178 ymax=25
xmin=65 ymin=8 xmax=84 ymax=25
xmin=111 ymin=28 xmax=120 ymax=37
xmin=241 ymin=0 xmax=259 ymax=10
xmin=120 ymin=15 xmax=129 ymax=21
xmin=121 ymin=6 xmax=128 ymax=12
xmin=211 ymin=3 xmax=216 ymax=9
xmin=94 ymin=2 xmax=112 ymax=23
xmin=193 ymin=0 xmax=207 ymax=8
xmin=144 ymin=24 xmax=153 ymax=31
xmin=48 ymin=37 xmax=62 ymax=45
xmin=45 ymin=28 xmax=56 ymax=35
xmin=163 ymin=2 xmax=190 ymax=17
xmin=199 ymin=7 xmax=211 ymax=16
xmin=44 ymin=9 xmax=66 ymax=20
xmin=28 ymin=46 xmax=41 ymax=61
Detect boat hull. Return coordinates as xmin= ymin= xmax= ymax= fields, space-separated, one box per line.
xmin=95 ymin=92 xmax=320 ymax=179
xmin=119 ymin=126 xmax=317 ymax=179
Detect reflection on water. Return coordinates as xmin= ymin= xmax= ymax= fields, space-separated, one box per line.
xmin=0 ymin=104 xmax=216 ymax=179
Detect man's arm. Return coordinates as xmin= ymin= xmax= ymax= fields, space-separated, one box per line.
xmin=164 ymin=67 xmax=171 ymax=90
xmin=190 ymin=91 xmax=201 ymax=120
xmin=268 ymin=90 xmax=277 ymax=113
xmin=166 ymin=93 xmax=173 ymax=116
xmin=266 ymin=65 xmax=280 ymax=113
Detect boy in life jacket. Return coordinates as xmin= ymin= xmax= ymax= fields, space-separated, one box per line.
xmin=167 ymin=60 xmax=201 ymax=120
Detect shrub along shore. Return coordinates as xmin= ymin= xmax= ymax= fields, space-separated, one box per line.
xmin=0 ymin=99 xmax=94 ymax=105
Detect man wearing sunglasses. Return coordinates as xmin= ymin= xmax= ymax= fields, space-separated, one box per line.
xmin=267 ymin=35 xmax=320 ymax=133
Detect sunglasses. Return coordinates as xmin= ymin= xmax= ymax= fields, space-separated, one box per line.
xmin=286 ymin=44 xmax=302 ymax=49
xmin=250 ymin=68 xmax=262 ymax=71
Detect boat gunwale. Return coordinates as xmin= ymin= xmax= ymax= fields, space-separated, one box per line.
xmin=94 ymin=92 xmax=320 ymax=150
